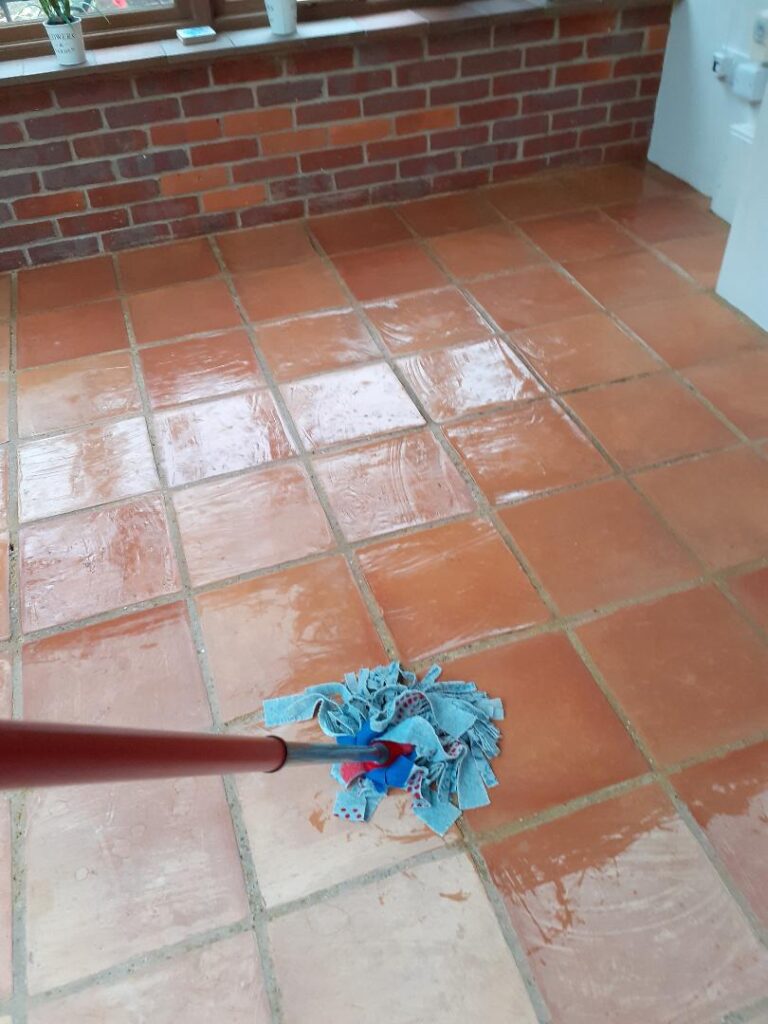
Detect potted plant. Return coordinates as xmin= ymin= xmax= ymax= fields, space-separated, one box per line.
xmin=39 ymin=0 xmax=87 ymax=65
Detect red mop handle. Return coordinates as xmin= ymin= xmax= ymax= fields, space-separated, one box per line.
xmin=0 ymin=720 xmax=288 ymax=789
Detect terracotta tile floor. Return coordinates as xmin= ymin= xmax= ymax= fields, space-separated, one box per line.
xmin=1 ymin=162 xmax=768 ymax=1023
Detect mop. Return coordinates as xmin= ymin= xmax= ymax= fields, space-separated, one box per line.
xmin=0 ymin=661 xmax=503 ymax=835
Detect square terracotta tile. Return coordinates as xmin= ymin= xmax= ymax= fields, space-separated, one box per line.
xmin=17 ymin=255 xmax=117 ymax=314
xmin=18 ymin=417 xmax=158 ymax=522
xmin=618 ymin=294 xmax=763 ymax=368
xmin=567 ymin=251 xmax=695 ymax=310
xmin=398 ymin=338 xmax=544 ymax=421
xmin=25 ymin=775 xmax=248 ymax=992
xmin=567 ymin=373 xmax=735 ymax=470
xmin=483 ymin=785 xmax=768 ymax=1024
xmin=519 ymin=210 xmax=638 ymax=263
xmin=282 ymin=362 xmax=424 ymax=451
xmin=117 ymin=237 xmax=220 ymax=293
xmin=17 ymin=350 xmax=141 ymax=438
xmin=501 ymin=479 xmax=698 ymax=615
xmin=140 ymin=330 xmax=263 ymax=408
xmin=257 ymin=309 xmax=378 ymax=382
xmin=451 ymin=634 xmax=647 ymax=830
xmin=634 ymin=448 xmax=768 ymax=569
xmin=673 ymin=742 xmax=768 ymax=926
xmin=562 ymin=163 xmax=673 ymax=204
xmin=606 ymin=195 xmax=727 ymax=244
xmin=426 ymin=223 xmax=542 ymax=280
xmin=234 ymin=259 xmax=347 ymax=322
xmin=198 ymin=556 xmax=384 ymax=721
xmin=0 ymin=535 xmax=8 ymax=641
xmin=17 ymin=299 xmax=129 ymax=369
xmin=173 ymin=463 xmax=334 ymax=587
xmin=23 ymin=603 xmax=211 ymax=729
xmin=0 ymin=447 xmax=7 ymax=533
xmin=511 ymin=312 xmax=659 ymax=391
xmin=0 ymin=275 xmax=11 ymax=320
xmin=0 ymin=323 xmax=8 ymax=372
xmin=128 ymin=278 xmax=241 ymax=345
xmin=487 ymin=175 xmax=588 ymax=220
xmin=358 ymin=518 xmax=548 ymax=661
xmin=684 ymin=349 xmax=768 ymax=439
xmin=20 ymin=496 xmax=180 ymax=632
xmin=0 ymin=379 xmax=7 ymax=444
xmin=309 ymin=207 xmax=410 ymax=254
xmin=216 ymin=222 xmax=316 ymax=274
xmin=577 ymin=586 xmax=768 ymax=763
xmin=154 ymin=390 xmax=293 ymax=487
xmin=446 ymin=399 xmax=610 ymax=504
xmin=237 ymin=721 xmax=444 ymax=906
xmin=365 ymin=287 xmax=492 ymax=355
xmin=656 ymin=233 xmax=727 ymax=289
xmin=398 ymin=193 xmax=500 ymax=237
xmin=333 ymin=241 xmax=447 ymax=301
xmin=315 ymin=430 xmax=474 ymax=541
xmin=470 ymin=265 xmax=595 ymax=332
xmin=270 ymin=854 xmax=539 ymax=1024
xmin=28 ymin=933 xmax=271 ymax=1024
xmin=728 ymin=567 xmax=768 ymax=630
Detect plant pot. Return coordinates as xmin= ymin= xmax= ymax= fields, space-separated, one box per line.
xmin=264 ymin=0 xmax=296 ymax=36
xmin=44 ymin=17 xmax=86 ymax=66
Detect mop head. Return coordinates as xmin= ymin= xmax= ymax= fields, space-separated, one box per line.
xmin=263 ymin=661 xmax=503 ymax=836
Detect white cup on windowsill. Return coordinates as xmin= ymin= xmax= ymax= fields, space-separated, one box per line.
xmin=264 ymin=0 xmax=296 ymax=36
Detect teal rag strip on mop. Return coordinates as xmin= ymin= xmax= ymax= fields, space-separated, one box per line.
xmin=263 ymin=661 xmax=504 ymax=836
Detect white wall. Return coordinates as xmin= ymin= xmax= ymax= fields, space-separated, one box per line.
xmin=649 ymin=0 xmax=765 ymax=198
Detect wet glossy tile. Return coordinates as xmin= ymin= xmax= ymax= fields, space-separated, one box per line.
xmin=398 ymin=193 xmax=500 ymax=237
xmin=333 ymin=241 xmax=447 ymax=301
xmin=606 ymin=195 xmax=727 ymax=244
xmin=674 ymin=742 xmax=768 ymax=926
xmin=729 ymin=567 xmax=768 ymax=630
xmin=398 ymin=337 xmax=543 ymax=421
xmin=17 ymin=255 xmax=117 ymax=314
xmin=25 ymin=776 xmax=248 ymax=991
xmin=118 ymin=237 xmax=219 ymax=294
xmin=451 ymin=634 xmax=647 ymax=831
xmin=512 ymin=312 xmax=659 ymax=391
xmin=446 ymin=399 xmax=610 ymax=504
xmin=684 ymin=349 xmax=768 ymax=439
xmin=427 ymin=223 xmax=542 ymax=280
xmin=28 ymin=933 xmax=271 ymax=1024
xmin=20 ymin=496 xmax=179 ymax=632
xmin=656 ymin=232 xmax=727 ymax=289
xmin=17 ymin=299 xmax=129 ymax=369
xmin=567 ymin=373 xmax=735 ymax=470
xmin=487 ymin=175 xmax=588 ymax=220
xmin=309 ymin=207 xmax=410 ymax=254
xmin=258 ymin=309 xmax=378 ymax=381
xmin=141 ymin=330 xmax=263 ymax=409
xmin=128 ymin=278 xmax=242 ymax=345
xmin=365 ymin=287 xmax=492 ymax=355
xmin=270 ymin=854 xmax=539 ymax=1024
xmin=358 ymin=518 xmax=548 ymax=661
xmin=483 ymin=785 xmax=768 ymax=1024
xmin=282 ymin=362 xmax=423 ymax=450
xmin=216 ymin=222 xmax=316 ymax=274
xmin=470 ymin=265 xmax=595 ymax=331
xmin=315 ymin=430 xmax=474 ymax=541
xmin=635 ymin=448 xmax=768 ymax=569
xmin=520 ymin=210 xmax=638 ymax=263
xmin=23 ymin=603 xmax=210 ymax=729
xmin=501 ymin=479 xmax=698 ymax=615
xmin=173 ymin=463 xmax=334 ymax=587
xmin=18 ymin=418 xmax=158 ymax=522
xmin=563 ymin=162 xmax=673 ymax=204
xmin=618 ymin=294 xmax=763 ymax=368
xmin=155 ymin=390 xmax=293 ymax=487
xmin=199 ymin=556 xmax=384 ymax=721
xmin=235 ymin=259 xmax=347 ymax=322
xmin=17 ymin=350 xmax=141 ymax=438
xmin=567 ymin=250 xmax=695 ymax=309
xmin=578 ymin=587 xmax=768 ymax=763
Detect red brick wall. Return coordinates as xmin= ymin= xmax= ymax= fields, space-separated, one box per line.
xmin=0 ymin=3 xmax=670 ymax=269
